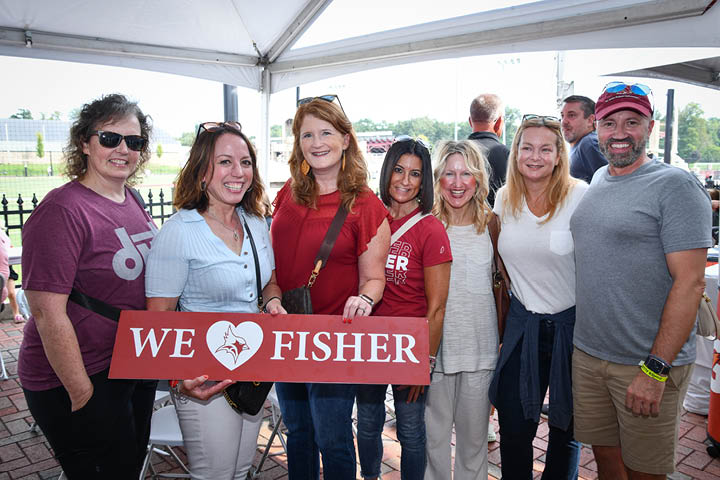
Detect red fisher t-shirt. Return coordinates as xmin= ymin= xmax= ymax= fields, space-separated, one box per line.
xmin=271 ymin=181 xmax=391 ymax=316
xmin=374 ymin=208 xmax=452 ymax=318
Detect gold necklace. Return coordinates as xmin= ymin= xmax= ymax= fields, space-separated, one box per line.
xmin=206 ymin=209 xmax=240 ymax=241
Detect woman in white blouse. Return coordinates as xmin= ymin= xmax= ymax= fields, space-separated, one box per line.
xmin=145 ymin=122 xmax=284 ymax=479
xmin=425 ymin=140 xmax=497 ymax=480
xmin=488 ymin=115 xmax=587 ymax=480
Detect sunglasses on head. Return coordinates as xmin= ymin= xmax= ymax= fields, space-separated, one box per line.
xmin=394 ymin=135 xmax=430 ymax=150
xmin=521 ymin=114 xmax=561 ymax=125
xmin=89 ymin=131 xmax=147 ymax=152
xmin=297 ymin=94 xmax=346 ymax=116
xmin=196 ymin=121 xmax=243 ymax=138
xmin=603 ymin=82 xmax=651 ymax=96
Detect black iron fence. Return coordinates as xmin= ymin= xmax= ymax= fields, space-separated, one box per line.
xmin=1 ymin=188 xmax=175 ymax=238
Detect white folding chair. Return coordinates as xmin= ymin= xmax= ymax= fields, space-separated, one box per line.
xmin=250 ymin=387 xmax=287 ymax=479
xmin=138 ymin=404 xmax=190 ymax=479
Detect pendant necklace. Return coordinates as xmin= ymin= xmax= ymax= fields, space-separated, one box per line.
xmin=207 ymin=209 xmax=240 ymax=241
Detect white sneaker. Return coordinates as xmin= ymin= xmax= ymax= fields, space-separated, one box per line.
xmin=488 ymin=421 xmax=497 ymax=442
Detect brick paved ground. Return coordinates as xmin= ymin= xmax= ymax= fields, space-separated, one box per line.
xmin=2 ymin=312 xmax=720 ymax=479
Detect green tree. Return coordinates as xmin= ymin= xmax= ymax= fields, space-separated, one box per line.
xmin=36 ymin=132 xmax=45 ymax=159
xmin=156 ymin=143 xmax=163 ymax=158
xmin=178 ymin=131 xmax=196 ymax=146
xmin=10 ymin=108 xmax=32 ymax=119
xmin=678 ymin=102 xmax=710 ymax=161
xmin=40 ymin=111 xmax=62 ymax=121
xmin=503 ymin=106 xmax=521 ymax=148
xmin=270 ymin=124 xmax=283 ymax=137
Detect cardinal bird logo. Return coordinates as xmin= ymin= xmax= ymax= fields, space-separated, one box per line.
xmin=215 ymin=326 xmax=250 ymax=363
xmin=206 ymin=321 xmax=263 ymax=371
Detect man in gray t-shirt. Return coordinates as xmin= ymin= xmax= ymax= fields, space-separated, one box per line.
xmin=570 ymin=82 xmax=711 ymax=478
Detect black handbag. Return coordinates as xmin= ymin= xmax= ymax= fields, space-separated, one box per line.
xmin=281 ymin=204 xmax=349 ymax=315
xmin=223 ymin=216 xmax=273 ymax=415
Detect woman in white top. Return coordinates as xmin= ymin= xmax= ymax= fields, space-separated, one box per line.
xmin=425 ymin=140 xmax=497 ymax=480
xmin=488 ymin=115 xmax=587 ymax=480
xmin=145 ymin=122 xmax=285 ymax=479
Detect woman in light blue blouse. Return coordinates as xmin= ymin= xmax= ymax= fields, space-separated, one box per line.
xmin=146 ymin=122 xmax=285 ymax=480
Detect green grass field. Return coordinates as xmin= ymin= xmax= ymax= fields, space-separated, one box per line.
xmin=0 ymin=173 xmax=179 ymax=247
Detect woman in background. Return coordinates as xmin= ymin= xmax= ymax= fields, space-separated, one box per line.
xmin=146 ymin=121 xmax=282 ymax=479
xmin=489 ymin=114 xmax=587 ymax=480
xmin=271 ymin=95 xmax=390 ymax=479
xmin=425 ymin=140 xmax=497 ymax=480
xmin=355 ymin=137 xmax=451 ymax=480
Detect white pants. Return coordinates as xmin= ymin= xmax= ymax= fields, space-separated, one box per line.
xmin=174 ymin=388 xmax=263 ymax=480
xmin=424 ymin=370 xmax=493 ymax=480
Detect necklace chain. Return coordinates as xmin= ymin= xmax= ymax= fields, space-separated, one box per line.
xmin=206 ymin=209 xmax=240 ymax=241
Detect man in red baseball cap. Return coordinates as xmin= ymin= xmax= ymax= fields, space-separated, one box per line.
xmin=570 ymin=82 xmax=712 ymax=479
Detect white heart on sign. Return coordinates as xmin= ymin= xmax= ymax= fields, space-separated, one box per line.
xmin=206 ymin=321 xmax=263 ymax=371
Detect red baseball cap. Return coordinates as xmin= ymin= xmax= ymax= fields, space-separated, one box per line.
xmin=595 ymin=83 xmax=653 ymax=119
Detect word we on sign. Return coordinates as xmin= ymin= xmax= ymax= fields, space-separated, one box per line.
xmin=109 ymin=311 xmax=430 ymax=385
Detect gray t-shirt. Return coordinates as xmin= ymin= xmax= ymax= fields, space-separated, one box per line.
xmin=570 ymin=160 xmax=711 ymax=366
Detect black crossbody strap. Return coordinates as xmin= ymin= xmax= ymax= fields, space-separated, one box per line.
xmin=69 ymin=288 xmax=121 ymax=322
xmin=241 ymin=216 xmax=264 ymax=309
xmin=314 ymin=205 xmax=349 ymax=270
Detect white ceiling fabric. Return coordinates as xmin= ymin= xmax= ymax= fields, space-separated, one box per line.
xmin=1 ymin=0 xmax=717 ymax=94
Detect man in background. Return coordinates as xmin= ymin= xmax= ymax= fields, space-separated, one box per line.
xmin=561 ymin=95 xmax=607 ymax=183
xmin=468 ymin=93 xmax=509 ymax=207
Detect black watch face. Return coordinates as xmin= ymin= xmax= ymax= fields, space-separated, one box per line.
xmin=646 ymin=357 xmax=670 ymax=376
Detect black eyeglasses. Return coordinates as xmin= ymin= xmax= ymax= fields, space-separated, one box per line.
xmin=297 ymin=94 xmax=346 ymax=116
xmin=394 ymin=135 xmax=430 ymax=150
xmin=521 ymin=114 xmax=561 ymax=125
xmin=196 ymin=121 xmax=243 ymax=138
xmin=89 ymin=131 xmax=147 ymax=152
xmin=603 ymin=81 xmax=651 ymax=96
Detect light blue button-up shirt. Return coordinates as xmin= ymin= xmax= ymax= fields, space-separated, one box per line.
xmin=145 ymin=207 xmax=274 ymax=313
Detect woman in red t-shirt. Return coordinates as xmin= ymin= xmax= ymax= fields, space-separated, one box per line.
xmin=355 ymin=138 xmax=452 ymax=480
xmin=268 ymin=96 xmax=390 ymax=479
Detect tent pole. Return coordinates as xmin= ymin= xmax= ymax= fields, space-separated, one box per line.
xmin=223 ymin=84 xmax=238 ymax=122
xmin=260 ymin=69 xmax=271 ymax=190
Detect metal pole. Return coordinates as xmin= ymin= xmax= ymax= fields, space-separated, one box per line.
xmin=260 ymin=70 xmax=271 ymax=189
xmin=223 ymin=84 xmax=238 ymax=122
xmin=664 ymin=89 xmax=674 ymax=164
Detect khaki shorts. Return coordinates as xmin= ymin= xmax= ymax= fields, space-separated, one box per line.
xmin=572 ymin=347 xmax=692 ymax=475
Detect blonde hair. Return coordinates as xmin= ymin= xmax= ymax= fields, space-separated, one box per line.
xmin=503 ymin=117 xmax=578 ymax=223
xmin=432 ymin=140 xmax=493 ymax=233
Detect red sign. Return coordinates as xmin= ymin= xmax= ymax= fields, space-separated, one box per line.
xmin=109 ymin=311 xmax=430 ymax=385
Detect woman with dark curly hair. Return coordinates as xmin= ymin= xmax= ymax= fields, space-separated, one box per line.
xmin=271 ymin=96 xmax=391 ymax=479
xmin=18 ymin=93 xmax=157 ymax=478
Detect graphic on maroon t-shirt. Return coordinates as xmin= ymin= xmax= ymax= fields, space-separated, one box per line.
xmin=112 ymin=223 xmax=157 ymax=280
xmin=386 ymin=240 xmax=412 ymax=285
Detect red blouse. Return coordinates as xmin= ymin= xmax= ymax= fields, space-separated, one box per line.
xmin=272 ymin=181 xmax=391 ymax=315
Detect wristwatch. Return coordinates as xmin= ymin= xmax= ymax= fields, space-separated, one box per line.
xmin=643 ymin=354 xmax=671 ymax=376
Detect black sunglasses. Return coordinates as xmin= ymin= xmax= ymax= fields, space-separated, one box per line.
xmin=297 ymin=94 xmax=346 ymax=116
xmin=394 ymin=135 xmax=430 ymax=150
xmin=196 ymin=121 xmax=243 ymax=138
xmin=89 ymin=131 xmax=147 ymax=152
xmin=521 ymin=114 xmax=561 ymax=126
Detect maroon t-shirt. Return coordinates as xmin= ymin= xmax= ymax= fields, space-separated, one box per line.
xmin=272 ymin=181 xmax=390 ymax=316
xmin=374 ymin=208 xmax=452 ymax=318
xmin=19 ymin=181 xmax=157 ymax=391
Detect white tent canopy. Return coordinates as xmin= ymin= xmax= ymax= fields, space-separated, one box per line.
xmin=1 ymin=0 xmax=718 ymax=170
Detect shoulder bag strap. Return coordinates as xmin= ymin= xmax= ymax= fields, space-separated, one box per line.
xmin=307 ymin=204 xmax=349 ymax=287
xmin=69 ymin=288 xmax=121 ymax=322
xmin=390 ymin=212 xmax=430 ymax=245
xmin=241 ymin=216 xmax=264 ymax=309
xmin=488 ymin=213 xmax=511 ymax=287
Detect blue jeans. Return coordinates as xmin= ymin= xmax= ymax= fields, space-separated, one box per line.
xmin=494 ymin=318 xmax=580 ymax=480
xmin=356 ymin=384 xmax=427 ymax=480
xmin=275 ymin=382 xmax=357 ymax=480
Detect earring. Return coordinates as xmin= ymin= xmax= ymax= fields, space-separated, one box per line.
xmin=341 ymin=151 xmax=346 ymax=171
xmin=300 ymin=159 xmax=310 ymax=176
xmin=201 ymin=180 xmax=206 ymax=191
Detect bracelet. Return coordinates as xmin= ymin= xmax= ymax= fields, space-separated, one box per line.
xmin=639 ymin=361 xmax=668 ymax=382
xmin=263 ymin=296 xmax=281 ymax=313
xmin=429 ymin=355 xmax=437 ymax=373
xmin=169 ymin=380 xmax=182 ymax=395
xmin=358 ymin=294 xmax=375 ymax=308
